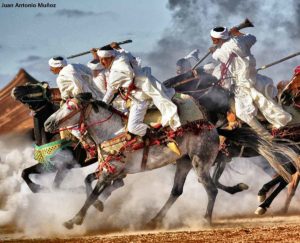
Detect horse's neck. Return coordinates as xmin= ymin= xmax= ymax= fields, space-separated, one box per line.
xmin=284 ymin=105 xmax=300 ymax=125
xmin=86 ymin=108 xmax=123 ymax=144
xmin=33 ymin=103 xmax=57 ymax=145
xmin=289 ymin=75 xmax=300 ymax=90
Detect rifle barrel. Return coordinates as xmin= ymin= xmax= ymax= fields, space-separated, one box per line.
xmin=257 ymin=52 xmax=300 ymax=71
xmin=67 ymin=39 xmax=133 ymax=59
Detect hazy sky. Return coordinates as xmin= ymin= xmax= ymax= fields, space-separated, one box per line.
xmin=0 ymin=0 xmax=299 ymax=89
xmin=0 ymin=0 xmax=171 ymax=87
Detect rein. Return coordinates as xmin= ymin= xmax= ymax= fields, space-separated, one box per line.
xmin=219 ymin=53 xmax=237 ymax=86
xmin=179 ymin=76 xmax=234 ymax=95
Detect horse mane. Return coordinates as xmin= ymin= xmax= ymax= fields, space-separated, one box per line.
xmin=74 ymin=93 xmax=127 ymax=119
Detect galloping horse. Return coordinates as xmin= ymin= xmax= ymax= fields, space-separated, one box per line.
xmin=11 ymin=82 xmax=87 ymax=192
xmin=254 ymin=66 xmax=300 ymax=215
xmin=44 ymin=95 xmax=221 ymax=228
xmin=165 ymin=67 xmax=300 ymax=214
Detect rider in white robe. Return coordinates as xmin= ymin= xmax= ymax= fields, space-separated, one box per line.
xmin=87 ymin=59 xmax=108 ymax=96
xmin=98 ymin=46 xmax=181 ymax=137
xmin=49 ymin=56 xmax=101 ymax=156
xmin=210 ymin=26 xmax=291 ymax=136
xmin=212 ymin=63 xmax=278 ymax=99
xmin=49 ymin=56 xmax=102 ymax=101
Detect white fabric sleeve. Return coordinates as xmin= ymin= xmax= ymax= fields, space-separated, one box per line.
xmin=102 ymin=85 xmax=118 ymax=104
xmin=109 ymin=69 xmax=133 ymax=89
xmin=240 ymin=34 xmax=256 ymax=49
xmin=57 ymin=76 xmax=76 ymax=100
xmin=93 ymin=73 xmax=107 ymax=94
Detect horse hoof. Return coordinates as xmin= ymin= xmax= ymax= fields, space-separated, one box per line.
xmin=93 ymin=200 xmax=104 ymax=212
xmin=255 ymin=206 xmax=266 ymax=215
xmin=73 ymin=215 xmax=84 ymax=226
xmin=257 ymin=194 xmax=266 ymax=203
xmin=30 ymin=184 xmax=44 ymax=193
xmin=63 ymin=220 xmax=74 ymax=230
xmin=145 ymin=218 xmax=162 ymax=229
xmin=238 ymin=183 xmax=249 ymax=190
xmin=204 ymin=215 xmax=212 ymax=226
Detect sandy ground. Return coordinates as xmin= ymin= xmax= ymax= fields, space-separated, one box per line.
xmin=1 ymin=134 xmax=300 ymax=243
xmin=1 ymin=215 xmax=300 ymax=242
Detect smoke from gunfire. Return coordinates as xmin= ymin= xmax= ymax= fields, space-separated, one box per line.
xmin=144 ymin=0 xmax=299 ymax=83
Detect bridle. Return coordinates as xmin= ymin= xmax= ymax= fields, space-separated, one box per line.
xmin=19 ymin=83 xmax=50 ymax=104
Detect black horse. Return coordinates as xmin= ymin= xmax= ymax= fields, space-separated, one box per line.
xmin=164 ymin=68 xmax=300 ymax=216
xmin=12 ymin=82 xmax=96 ymax=193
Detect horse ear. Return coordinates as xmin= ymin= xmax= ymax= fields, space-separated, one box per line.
xmin=41 ymin=82 xmax=49 ymax=89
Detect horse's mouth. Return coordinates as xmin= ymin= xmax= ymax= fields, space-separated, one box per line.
xmin=44 ymin=120 xmax=57 ymax=133
xmin=11 ymin=88 xmax=22 ymax=100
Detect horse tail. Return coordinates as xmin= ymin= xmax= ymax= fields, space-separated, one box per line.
xmin=217 ymin=127 xmax=294 ymax=182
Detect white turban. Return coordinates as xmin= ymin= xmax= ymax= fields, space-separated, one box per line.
xmin=48 ymin=57 xmax=67 ymax=68
xmin=210 ymin=26 xmax=229 ymax=40
xmin=87 ymin=60 xmax=104 ymax=70
xmin=97 ymin=49 xmax=116 ymax=58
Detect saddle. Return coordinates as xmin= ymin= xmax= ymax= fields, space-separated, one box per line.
xmin=144 ymin=93 xmax=205 ymax=126
xmin=97 ymin=93 xmax=211 ymax=174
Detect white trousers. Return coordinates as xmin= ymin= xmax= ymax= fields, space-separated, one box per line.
xmin=127 ymin=100 xmax=150 ymax=136
xmin=234 ymin=86 xmax=292 ymax=128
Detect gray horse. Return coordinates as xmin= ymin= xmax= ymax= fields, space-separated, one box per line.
xmin=44 ymin=96 xmax=221 ymax=228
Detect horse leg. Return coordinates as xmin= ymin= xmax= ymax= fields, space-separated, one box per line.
xmin=63 ymin=172 xmax=115 ymax=229
xmin=283 ymin=172 xmax=300 ymax=213
xmin=192 ymin=154 xmax=218 ymax=224
xmin=84 ymin=172 xmax=105 ymax=212
xmin=22 ymin=163 xmax=54 ymax=193
xmin=84 ymin=172 xmax=126 ymax=212
xmin=84 ymin=172 xmax=124 ymax=212
xmin=255 ymin=177 xmax=288 ymax=215
xmin=97 ymin=177 xmax=125 ymax=205
xmin=212 ymin=154 xmax=249 ymax=194
xmin=257 ymin=175 xmax=282 ymax=203
xmin=53 ymin=166 xmax=72 ymax=189
xmin=146 ymin=156 xmax=192 ymax=228
xmin=84 ymin=172 xmax=103 ymax=211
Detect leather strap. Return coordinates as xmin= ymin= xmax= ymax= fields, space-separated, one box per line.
xmin=141 ymin=138 xmax=150 ymax=171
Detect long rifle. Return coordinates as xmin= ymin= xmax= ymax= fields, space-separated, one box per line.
xmin=67 ymin=39 xmax=133 ymax=59
xmin=257 ymin=52 xmax=300 ymax=71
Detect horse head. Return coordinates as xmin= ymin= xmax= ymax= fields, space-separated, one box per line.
xmin=45 ymin=95 xmax=123 ymax=146
xmin=12 ymin=81 xmax=52 ymax=111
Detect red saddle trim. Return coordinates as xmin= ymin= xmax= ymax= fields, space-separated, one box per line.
xmin=96 ymin=119 xmax=214 ymax=176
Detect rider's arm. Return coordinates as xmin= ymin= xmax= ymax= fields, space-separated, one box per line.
xmin=57 ymin=76 xmax=76 ymax=100
xmin=102 ymin=85 xmax=118 ymax=104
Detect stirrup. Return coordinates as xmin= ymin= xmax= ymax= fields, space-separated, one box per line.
xmin=167 ymin=139 xmax=181 ymax=156
xmin=149 ymin=122 xmax=162 ymax=129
